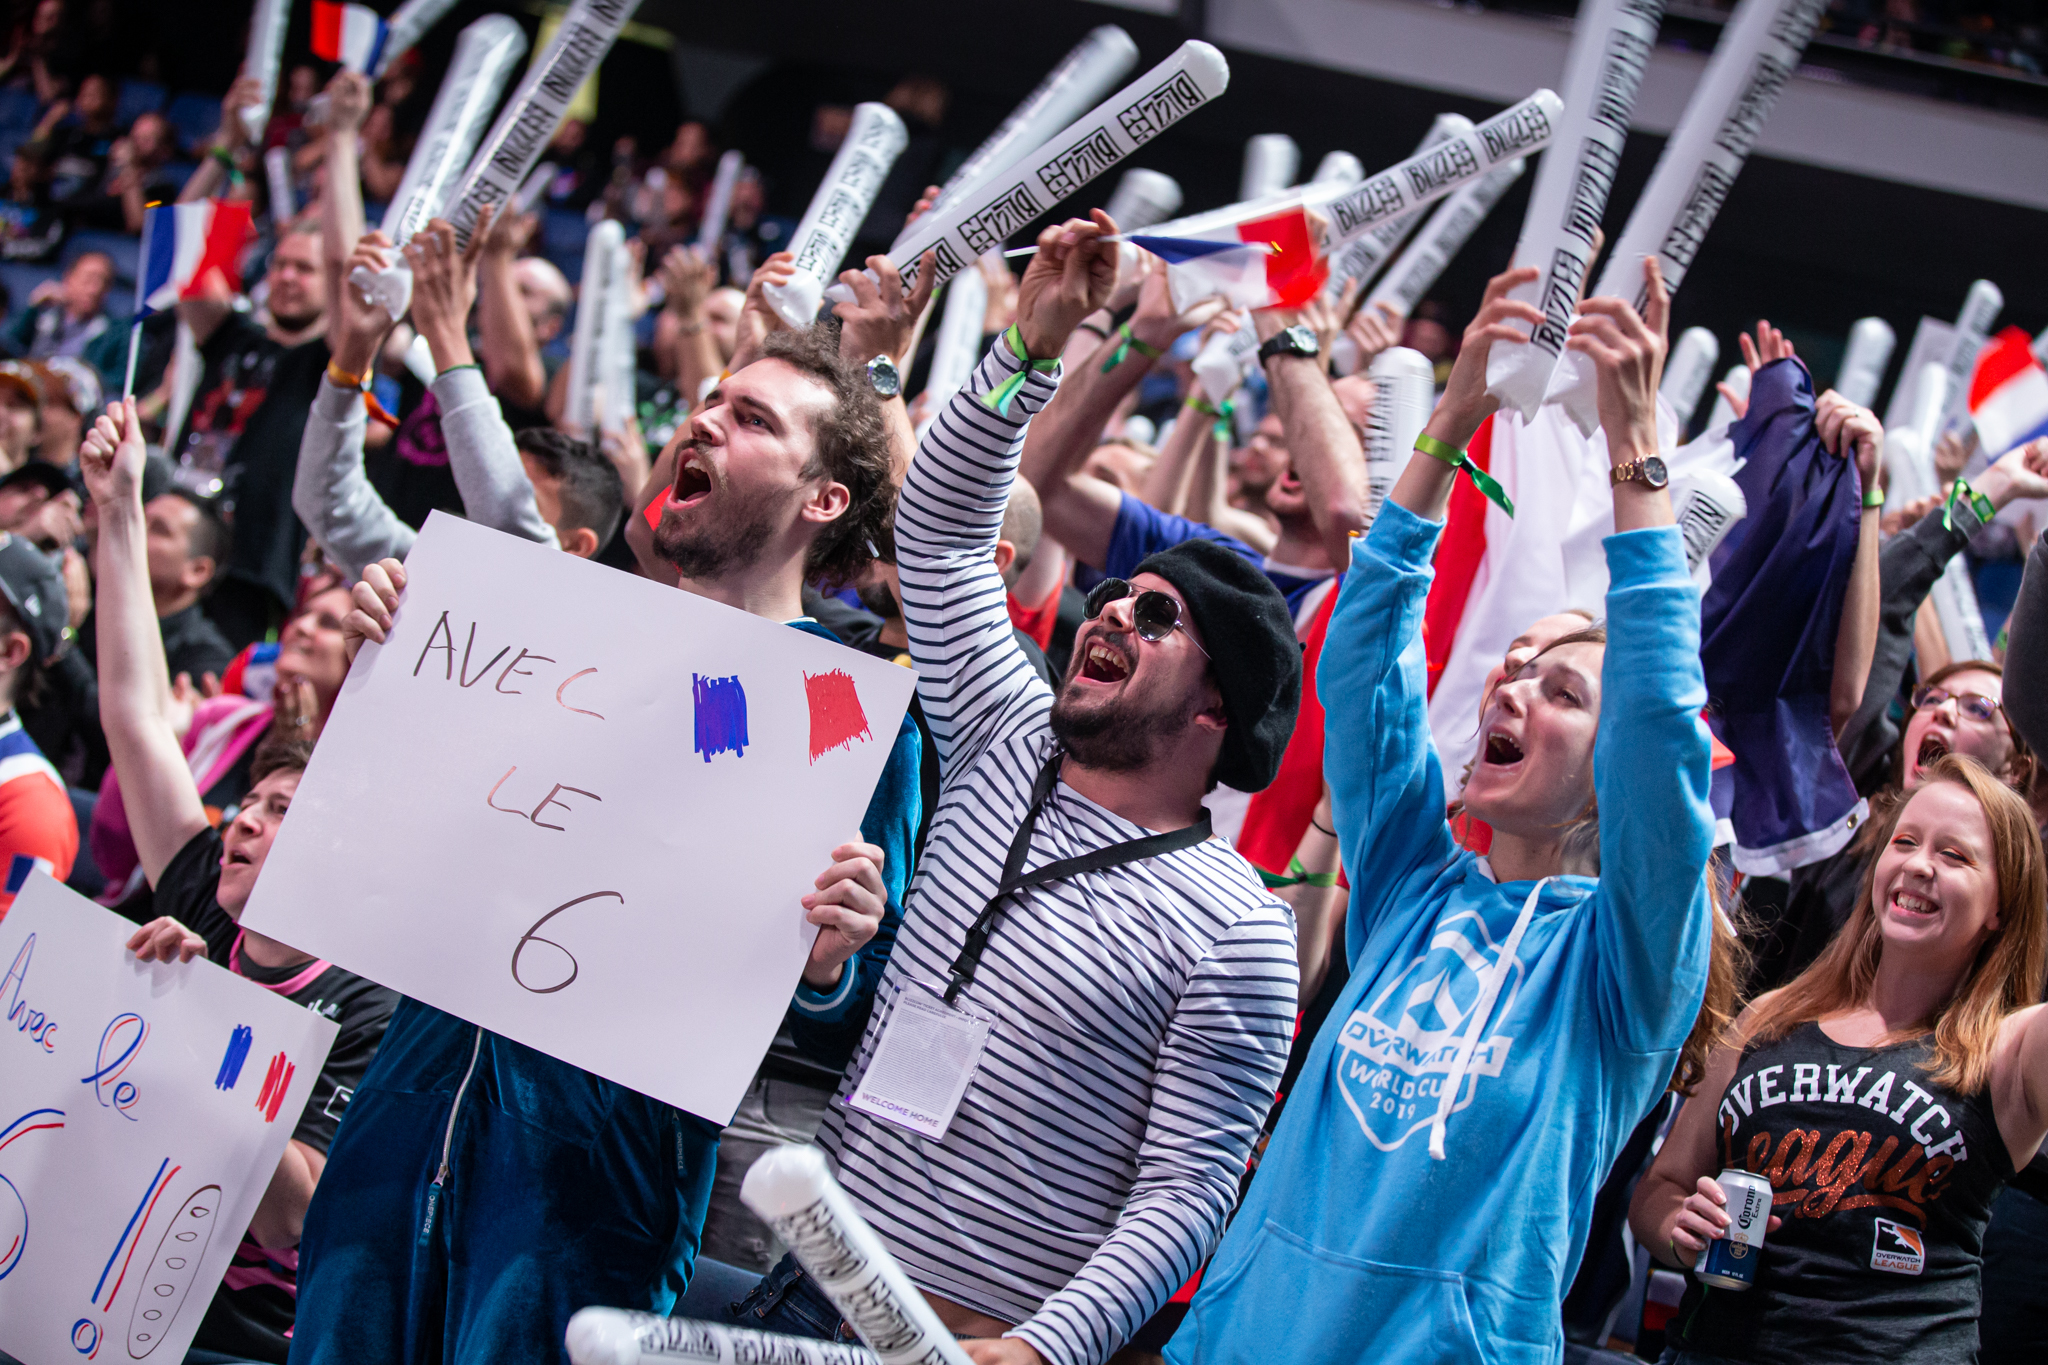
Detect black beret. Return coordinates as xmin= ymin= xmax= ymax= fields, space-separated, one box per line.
xmin=1133 ymin=539 xmax=1302 ymax=791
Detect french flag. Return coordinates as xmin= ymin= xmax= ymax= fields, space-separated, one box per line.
xmin=138 ymin=200 xmax=254 ymax=316
xmin=311 ymin=1 xmax=391 ymax=76
xmin=1968 ymin=326 xmax=2048 ymax=458
xmin=1134 ymin=205 xmax=1327 ymax=313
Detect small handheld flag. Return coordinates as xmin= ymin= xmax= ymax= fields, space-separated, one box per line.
xmin=129 ymin=200 xmax=254 ymax=398
xmin=311 ymin=1 xmax=392 ymax=76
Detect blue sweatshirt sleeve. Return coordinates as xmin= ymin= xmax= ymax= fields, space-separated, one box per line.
xmin=784 ymin=712 xmax=921 ymax=1068
xmin=1590 ymin=526 xmax=1715 ymax=1055
xmin=1319 ymin=501 xmax=1458 ymax=968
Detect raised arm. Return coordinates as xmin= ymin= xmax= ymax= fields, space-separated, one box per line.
xmin=1018 ymin=253 xmax=1223 ymax=567
xmin=1325 ymin=266 xmax=1542 ymax=955
xmin=406 ymin=214 xmax=556 ymax=549
xmin=179 ymin=75 xmax=260 ymax=205
xmin=294 ymin=233 xmax=418 ymax=579
xmin=897 ymin=214 xmax=1114 ymax=771
xmin=1571 ymin=259 xmax=1716 ymax=1051
xmin=320 ymin=71 xmax=371 ymax=359
xmin=1253 ymin=303 xmax=1372 ymax=567
xmin=834 ymin=249 xmax=937 ymax=484
xmin=2005 ymin=440 xmax=2048 ymax=754
xmin=658 ymin=245 xmax=724 ymax=409
xmin=1815 ymin=390 xmax=1884 ymax=738
xmin=83 ymin=399 xmax=210 ymax=885
xmin=474 ymin=210 xmax=549 ymax=411
xmin=1009 ymin=910 xmax=1297 ymax=1365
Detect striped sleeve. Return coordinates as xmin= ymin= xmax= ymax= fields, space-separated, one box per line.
xmin=1009 ymin=893 xmax=1299 ymax=1365
xmin=895 ymin=338 xmax=1061 ymax=774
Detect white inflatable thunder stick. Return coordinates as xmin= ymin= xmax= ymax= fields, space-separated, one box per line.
xmin=351 ymin=15 xmax=530 ymax=320
xmin=1311 ymin=151 xmax=1366 ymax=187
xmin=1485 ymin=0 xmax=1666 ymax=420
xmin=1323 ymin=114 xmax=1473 ymax=305
xmin=763 ymin=103 xmax=910 ymax=328
xmin=444 ymin=0 xmax=645 ymax=250
xmin=1364 ymin=347 xmax=1437 ymax=517
xmin=566 ymin=1308 xmax=878 ymax=1365
xmin=921 ymin=25 xmax=1140 ymax=223
xmin=1834 ymin=317 xmax=1896 ymax=409
xmin=374 ymin=0 xmax=464 ymax=76
xmin=1362 ymin=157 xmax=1526 ymax=320
xmin=923 ymin=260 xmax=990 ymax=418
xmin=696 ymin=149 xmax=746 ymax=254
xmin=741 ymin=1146 xmax=975 ymax=1365
xmin=1547 ymin=0 xmax=1829 ymax=434
xmin=1103 ymin=168 xmax=1183 ymax=232
xmin=1937 ymin=279 xmax=2003 ymax=438
xmin=563 ymin=220 xmax=627 ymax=439
xmin=1660 ymin=327 xmax=1721 ymax=430
xmin=238 ymin=0 xmax=289 ymax=141
xmin=841 ymin=41 xmax=1233 ymax=306
xmin=1241 ymin=134 xmax=1300 ymax=201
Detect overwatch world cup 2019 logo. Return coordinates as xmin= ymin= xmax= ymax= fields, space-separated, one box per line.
xmin=1333 ymin=910 xmax=1526 ymax=1150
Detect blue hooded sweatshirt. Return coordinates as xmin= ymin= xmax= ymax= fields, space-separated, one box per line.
xmin=1168 ymin=501 xmax=1714 ymax=1365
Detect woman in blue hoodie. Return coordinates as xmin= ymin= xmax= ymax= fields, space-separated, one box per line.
xmin=1169 ymin=259 xmax=1715 ymax=1365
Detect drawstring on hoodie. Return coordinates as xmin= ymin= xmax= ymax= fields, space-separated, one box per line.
xmin=1428 ymin=877 xmax=1549 ymax=1162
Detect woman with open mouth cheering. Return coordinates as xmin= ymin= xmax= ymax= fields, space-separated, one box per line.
xmin=1168 ymin=258 xmax=1717 ymax=1365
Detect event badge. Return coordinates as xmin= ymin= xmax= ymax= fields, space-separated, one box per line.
xmin=846 ymin=980 xmax=995 ymax=1140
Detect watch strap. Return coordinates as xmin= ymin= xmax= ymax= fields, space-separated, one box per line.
xmin=1257 ymin=328 xmax=1313 ymax=365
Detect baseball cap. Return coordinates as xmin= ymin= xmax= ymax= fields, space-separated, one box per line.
xmin=0 ymin=531 xmax=69 ymax=660
xmin=0 ymin=361 xmax=41 ymax=406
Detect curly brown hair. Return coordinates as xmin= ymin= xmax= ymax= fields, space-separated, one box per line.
xmin=757 ymin=327 xmax=897 ymax=592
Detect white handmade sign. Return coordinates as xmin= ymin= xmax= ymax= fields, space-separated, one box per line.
xmin=240 ymin=515 xmax=916 ymax=1125
xmin=0 ymin=874 xmax=337 ymax=1365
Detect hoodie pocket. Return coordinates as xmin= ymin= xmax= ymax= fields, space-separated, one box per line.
xmin=1185 ymin=1219 xmax=1487 ymax=1365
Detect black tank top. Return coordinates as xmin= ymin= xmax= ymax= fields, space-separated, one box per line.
xmin=1672 ymin=1022 xmax=2014 ymax=1364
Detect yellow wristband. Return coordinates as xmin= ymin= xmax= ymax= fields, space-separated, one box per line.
xmin=326 ymin=360 xmax=369 ymax=391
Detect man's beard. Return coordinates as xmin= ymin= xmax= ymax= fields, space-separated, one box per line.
xmin=652 ymin=483 xmax=783 ymax=583
xmin=270 ymin=304 xmax=323 ymax=335
xmin=1049 ymin=680 xmax=1199 ymax=773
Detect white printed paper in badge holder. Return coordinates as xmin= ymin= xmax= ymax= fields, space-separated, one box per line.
xmin=847 ymin=981 xmax=994 ymax=1140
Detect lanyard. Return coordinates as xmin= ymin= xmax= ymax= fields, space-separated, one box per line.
xmin=944 ymin=750 xmax=1213 ymax=1004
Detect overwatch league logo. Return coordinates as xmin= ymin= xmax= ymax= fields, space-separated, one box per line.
xmin=1333 ymin=910 xmax=1525 ymax=1150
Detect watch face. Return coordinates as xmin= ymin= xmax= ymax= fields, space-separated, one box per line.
xmin=866 ymin=355 xmax=900 ymax=398
xmin=1285 ymin=324 xmax=1319 ymax=356
xmin=1641 ymin=454 xmax=1669 ymax=488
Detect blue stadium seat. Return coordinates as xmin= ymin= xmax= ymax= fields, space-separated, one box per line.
xmin=164 ymin=93 xmax=222 ymax=151
xmin=65 ymin=229 xmax=141 ymax=286
xmin=0 ymin=261 xmax=61 ymax=327
xmin=115 ymin=79 xmax=166 ymax=129
xmin=0 ymin=88 xmax=39 ymax=134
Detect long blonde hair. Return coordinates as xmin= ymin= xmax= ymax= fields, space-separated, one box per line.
xmin=1743 ymin=754 xmax=2047 ymax=1094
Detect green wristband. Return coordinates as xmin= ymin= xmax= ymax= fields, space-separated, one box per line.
xmin=1941 ymin=476 xmax=1995 ymax=532
xmin=1862 ymin=485 xmax=1886 ymax=509
xmin=1099 ymin=321 xmax=1164 ymax=374
xmin=1414 ymin=432 xmax=1516 ymax=519
xmin=985 ymin=325 xmax=1060 ymax=417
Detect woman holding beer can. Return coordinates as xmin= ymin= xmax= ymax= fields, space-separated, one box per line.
xmin=1633 ymin=754 xmax=2048 ymax=1364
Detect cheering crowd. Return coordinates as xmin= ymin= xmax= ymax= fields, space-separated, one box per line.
xmin=1 ymin=5 xmax=2047 ymax=1365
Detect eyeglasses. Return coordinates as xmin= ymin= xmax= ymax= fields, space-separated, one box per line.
xmin=1082 ymin=578 xmax=1208 ymax=658
xmin=1911 ymin=684 xmax=2003 ymax=725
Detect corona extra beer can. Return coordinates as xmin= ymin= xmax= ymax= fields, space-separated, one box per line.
xmin=1695 ymin=1168 xmax=1772 ymax=1289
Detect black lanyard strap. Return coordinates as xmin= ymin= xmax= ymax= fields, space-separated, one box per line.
xmin=943 ymin=750 xmax=1213 ymax=1004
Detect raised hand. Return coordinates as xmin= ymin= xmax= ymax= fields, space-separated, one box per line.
xmin=335 ymin=233 xmax=397 ymax=374
xmin=800 ymin=840 xmax=888 ymax=990
xmin=1568 ymin=255 xmax=1669 ymax=467
xmin=340 ymin=558 xmax=408 ymax=665
xmin=1346 ymin=300 xmax=1404 ymax=371
xmin=407 ymin=210 xmax=493 ymax=371
xmin=326 ymin=70 xmax=371 ymax=135
xmin=1130 ymin=249 xmax=1229 ymax=351
xmin=834 ymin=250 xmax=937 ymax=368
xmin=1815 ymin=390 xmax=1883 ymax=494
xmin=78 ymin=396 xmax=146 ymax=509
xmin=730 ymin=251 xmax=796 ymax=373
xmin=1432 ymin=265 xmax=1543 ymax=447
xmin=1015 ymin=210 xmax=1120 ymax=360
xmin=659 ymin=244 xmax=714 ymax=323
xmin=1978 ymin=435 xmax=2048 ymax=509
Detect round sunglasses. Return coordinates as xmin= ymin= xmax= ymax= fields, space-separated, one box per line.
xmin=1911 ymin=684 xmax=2002 ymax=724
xmin=1083 ymin=578 xmax=1208 ymax=658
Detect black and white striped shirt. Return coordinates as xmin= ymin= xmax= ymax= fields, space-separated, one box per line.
xmin=819 ymin=340 xmax=1298 ymax=1365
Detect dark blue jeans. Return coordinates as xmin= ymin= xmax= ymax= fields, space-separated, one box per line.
xmin=724 ymin=1254 xmax=861 ymax=1345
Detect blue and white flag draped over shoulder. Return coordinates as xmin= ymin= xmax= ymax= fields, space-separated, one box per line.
xmin=1701 ymin=358 xmax=1868 ymax=876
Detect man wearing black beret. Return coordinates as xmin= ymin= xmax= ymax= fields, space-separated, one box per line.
xmin=726 ymin=212 xmax=1302 ymax=1365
